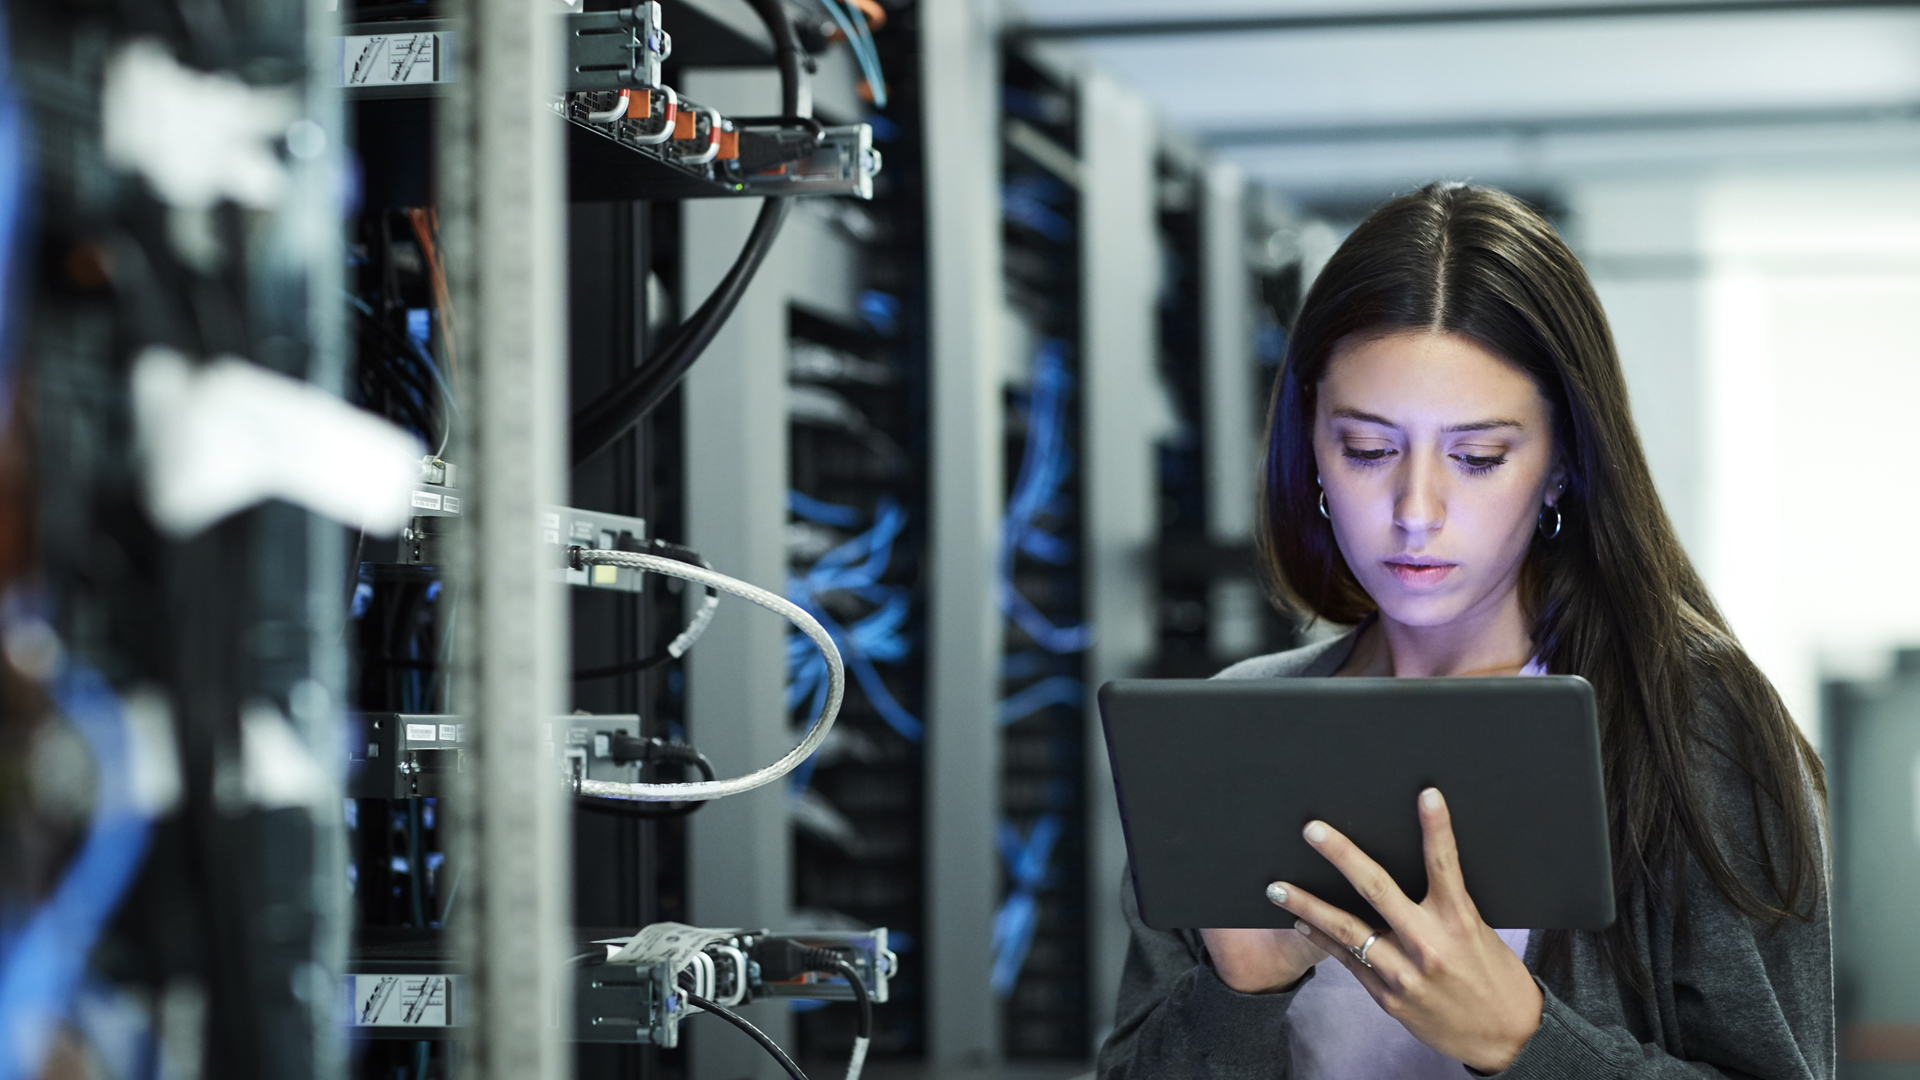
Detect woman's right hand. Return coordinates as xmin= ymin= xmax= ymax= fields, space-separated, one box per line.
xmin=1198 ymin=917 xmax=1327 ymax=994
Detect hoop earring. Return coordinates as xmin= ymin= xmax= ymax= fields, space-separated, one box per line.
xmin=1539 ymin=504 xmax=1562 ymax=539
xmin=1317 ymin=490 xmax=1330 ymax=520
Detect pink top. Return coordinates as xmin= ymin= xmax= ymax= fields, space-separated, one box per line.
xmin=1288 ymin=658 xmax=1544 ymax=1079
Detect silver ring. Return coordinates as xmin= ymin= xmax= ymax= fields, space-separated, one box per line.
xmin=1351 ymin=931 xmax=1383 ymax=969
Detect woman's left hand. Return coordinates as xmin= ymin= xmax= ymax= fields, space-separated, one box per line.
xmin=1268 ymin=788 xmax=1543 ymax=1074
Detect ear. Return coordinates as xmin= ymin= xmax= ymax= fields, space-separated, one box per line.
xmin=1544 ymin=460 xmax=1568 ymax=508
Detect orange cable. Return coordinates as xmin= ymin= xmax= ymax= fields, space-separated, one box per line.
xmin=407 ymin=207 xmax=458 ymax=390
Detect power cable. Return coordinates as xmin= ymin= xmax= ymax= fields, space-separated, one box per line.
xmin=685 ymin=993 xmax=810 ymax=1080
xmin=570 ymin=0 xmax=812 ymax=467
xmin=753 ymin=941 xmax=874 ymax=1080
xmin=568 ymin=549 xmax=843 ymax=802
xmin=827 ymin=957 xmax=873 ymax=1080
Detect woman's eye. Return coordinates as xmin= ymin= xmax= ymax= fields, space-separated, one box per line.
xmin=1341 ymin=446 xmax=1394 ymax=465
xmin=1453 ymin=453 xmax=1507 ymax=474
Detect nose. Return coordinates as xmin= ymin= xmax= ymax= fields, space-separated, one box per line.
xmin=1393 ymin=450 xmax=1445 ymax=539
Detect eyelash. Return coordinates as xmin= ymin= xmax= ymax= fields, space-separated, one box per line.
xmin=1340 ymin=446 xmax=1508 ymax=474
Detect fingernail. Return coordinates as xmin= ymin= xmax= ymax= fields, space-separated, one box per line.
xmin=1266 ymin=882 xmax=1288 ymax=905
xmin=1294 ymin=920 xmax=1312 ymax=936
xmin=1304 ymin=821 xmax=1329 ymax=843
xmin=1421 ymin=788 xmax=1443 ymax=811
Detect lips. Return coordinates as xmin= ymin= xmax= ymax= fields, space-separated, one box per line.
xmin=1384 ymin=560 xmax=1456 ymax=588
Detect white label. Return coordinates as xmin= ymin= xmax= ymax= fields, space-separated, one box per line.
xmin=542 ymin=512 xmax=560 ymax=530
xmin=607 ymin=922 xmax=741 ymax=967
xmin=441 ymin=495 xmax=460 ymax=514
xmin=543 ymin=529 xmax=560 ymax=544
xmin=438 ymin=724 xmax=459 ymax=742
xmin=350 ymin=974 xmax=453 ymax=1026
xmin=405 ymin=723 xmax=438 ymax=743
xmin=410 ymin=491 xmax=442 ymax=510
xmin=341 ymin=34 xmax=442 ymax=88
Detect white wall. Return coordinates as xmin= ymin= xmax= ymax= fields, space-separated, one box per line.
xmin=1572 ymin=169 xmax=1920 ymax=739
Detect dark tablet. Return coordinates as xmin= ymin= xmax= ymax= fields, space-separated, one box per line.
xmin=1098 ymin=677 xmax=1614 ymax=932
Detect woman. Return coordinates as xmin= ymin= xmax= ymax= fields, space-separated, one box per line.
xmin=1097 ymin=183 xmax=1831 ymax=1079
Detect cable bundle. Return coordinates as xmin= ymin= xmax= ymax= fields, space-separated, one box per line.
xmin=991 ymin=338 xmax=1089 ymax=996
xmin=785 ymin=493 xmax=923 ymax=751
xmin=999 ymin=339 xmax=1093 ymax=655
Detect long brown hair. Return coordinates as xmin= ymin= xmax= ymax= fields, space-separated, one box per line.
xmin=1259 ymin=182 xmax=1825 ymax=994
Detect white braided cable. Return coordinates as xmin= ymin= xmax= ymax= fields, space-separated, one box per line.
xmin=570 ymin=548 xmax=843 ymax=802
xmin=667 ymin=585 xmax=719 ymax=659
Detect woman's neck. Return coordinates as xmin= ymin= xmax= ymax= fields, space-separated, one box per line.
xmin=1340 ymin=587 xmax=1536 ymax=678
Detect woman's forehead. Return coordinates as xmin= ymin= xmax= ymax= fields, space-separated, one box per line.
xmin=1321 ymin=331 xmax=1547 ymax=425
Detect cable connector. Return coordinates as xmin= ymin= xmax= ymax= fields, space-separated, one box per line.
xmin=747 ymin=939 xmax=872 ymax=1080
xmin=607 ymin=734 xmax=708 ymax=772
xmin=749 ymin=939 xmax=850 ymax=983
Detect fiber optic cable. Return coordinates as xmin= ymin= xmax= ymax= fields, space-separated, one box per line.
xmin=819 ymin=0 xmax=887 ymax=109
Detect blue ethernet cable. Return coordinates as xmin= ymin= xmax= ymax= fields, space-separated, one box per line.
xmin=991 ymin=814 xmax=1064 ymax=997
xmin=0 ymin=7 xmax=27 ymax=442
xmin=785 ymin=495 xmax=925 ymax=755
xmin=0 ymin=663 xmax=156 ymax=1080
xmin=997 ymin=339 xmax=1094 ymax=654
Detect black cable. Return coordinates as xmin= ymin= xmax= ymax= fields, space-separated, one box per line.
xmin=351 ymin=302 xmax=457 ymax=446
xmin=685 ymin=993 xmax=811 ymax=1080
xmin=568 ymin=0 xmax=811 ymax=467
xmin=438 ymin=864 xmax=461 ymax=923
xmin=751 ymin=942 xmax=875 ymax=1078
xmin=406 ymin=797 xmax=428 ymax=928
xmin=569 ymin=199 xmax=789 ymax=465
xmin=569 ymin=653 xmax=672 ymax=680
xmin=827 ymin=957 xmax=873 ymax=1048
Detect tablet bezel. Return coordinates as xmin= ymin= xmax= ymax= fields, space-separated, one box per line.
xmin=1098 ymin=676 xmax=1614 ymax=932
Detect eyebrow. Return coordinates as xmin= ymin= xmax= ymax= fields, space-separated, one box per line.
xmin=1329 ymin=408 xmax=1525 ymax=433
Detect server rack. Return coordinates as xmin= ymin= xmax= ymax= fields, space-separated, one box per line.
xmin=783 ymin=20 xmax=934 ymax=1050
xmin=337 ymin=2 xmax=896 ymax=1078
xmin=9 ymin=2 xmax=348 ymax=1078
xmin=998 ymin=47 xmax=1092 ymax=1061
xmin=1150 ymin=157 xmax=1213 ymax=678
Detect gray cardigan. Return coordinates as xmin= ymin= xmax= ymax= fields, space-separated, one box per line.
xmin=1097 ymin=631 xmax=1834 ymax=1079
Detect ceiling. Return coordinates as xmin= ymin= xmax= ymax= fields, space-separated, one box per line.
xmin=1006 ymin=0 xmax=1920 ymax=208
